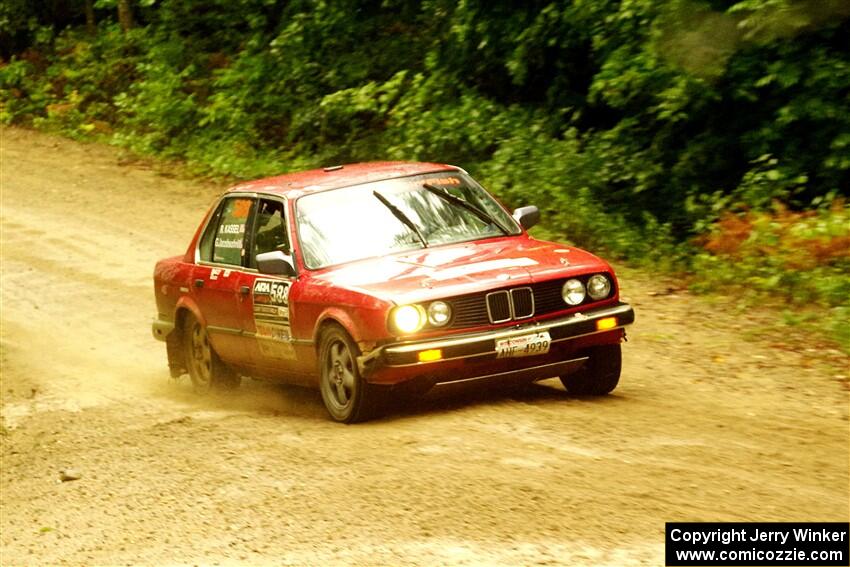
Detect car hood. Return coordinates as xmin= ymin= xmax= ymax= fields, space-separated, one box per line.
xmin=313 ymin=236 xmax=612 ymax=304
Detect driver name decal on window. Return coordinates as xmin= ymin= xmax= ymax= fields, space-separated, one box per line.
xmin=214 ymin=225 xmax=245 ymax=250
xmin=218 ymin=224 xmax=244 ymax=234
xmin=212 ymin=198 xmax=252 ymax=264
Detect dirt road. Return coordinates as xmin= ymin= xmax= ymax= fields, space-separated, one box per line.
xmin=1 ymin=127 xmax=848 ymax=566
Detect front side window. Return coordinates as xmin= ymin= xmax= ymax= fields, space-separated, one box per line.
xmin=296 ymin=172 xmax=520 ymax=269
xmin=198 ymin=197 xmax=254 ymax=265
xmin=249 ymin=198 xmax=290 ymax=268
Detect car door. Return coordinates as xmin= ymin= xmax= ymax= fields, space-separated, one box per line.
xmin=235 ymin=196 xmax=307 ymax=380
xmin=192 ymin=194 xmax=257 ymax=365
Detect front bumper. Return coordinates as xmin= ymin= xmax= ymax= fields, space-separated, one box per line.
xmin=358 ymin=301 xmax=634 ymax=376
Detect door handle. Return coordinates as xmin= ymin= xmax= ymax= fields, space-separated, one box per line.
xmin=240 ymin=285 xmax=250 ymax=296
xmin=194 ymin=278 xmax=204 ymax=288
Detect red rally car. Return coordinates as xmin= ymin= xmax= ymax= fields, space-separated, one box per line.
xmin=152 ymin=162 xmax=635 ymax=422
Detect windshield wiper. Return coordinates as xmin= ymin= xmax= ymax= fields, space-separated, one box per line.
xmin=423 ymin=183 xmax=509 ymax=236
xmin=372 ymin=190 xmax=429 ymax=248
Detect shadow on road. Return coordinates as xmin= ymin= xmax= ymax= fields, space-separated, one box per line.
xmin=380 ymin=379 xmax=628 ymax=422
xmin=148 ymin=372 xmax=627 ymax=424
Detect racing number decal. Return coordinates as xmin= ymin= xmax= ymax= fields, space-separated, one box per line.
xmin=252 ymin=278 xmax=295 ymax=359
xmin=253 ymin=279 xmax=290 ymax=308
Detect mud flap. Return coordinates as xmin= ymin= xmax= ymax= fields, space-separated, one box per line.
xmin=166 ymin=331 xmax=186 ymax=378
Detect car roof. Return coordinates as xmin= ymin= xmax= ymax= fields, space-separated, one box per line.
xmin=224 ymin=161 xmax=460 ymax=198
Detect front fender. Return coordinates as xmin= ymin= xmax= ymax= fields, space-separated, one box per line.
xmin=314 ymin=307 xmax=363 ymax=345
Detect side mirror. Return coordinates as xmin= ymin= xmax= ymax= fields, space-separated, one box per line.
xmin=512 ymin=206 xmax=540 ymax=230
xmin=256 ymin=250 xmax=297 ymax=277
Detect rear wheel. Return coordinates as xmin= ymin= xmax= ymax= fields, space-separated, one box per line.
xmin=319 ymin=325 xmax=378 ymax=423
xmin=183 ymin=313 xmax=240 ymax=392
xmin=559 ymin=344 xmax=621 ymax=395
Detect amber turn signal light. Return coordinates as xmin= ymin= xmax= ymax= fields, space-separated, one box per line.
xmin=417 ymin=349 xmax=443 ymax=362
xmin=596 ymin=317 xmax=617 ymax=331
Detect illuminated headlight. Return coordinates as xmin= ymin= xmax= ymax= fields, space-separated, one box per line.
xmin=587 ymin=274 xmax=612 ymax=300
xmin=562 ymin=279 xmax=586 ymax=305
xmin=391 ymin=304 xmax=425 ymax=334
xmin=427 ymin=301 xmax=452 ymax=327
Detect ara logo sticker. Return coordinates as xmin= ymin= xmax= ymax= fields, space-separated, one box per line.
xmin=253 ymin=279 xmax=290 ymax=306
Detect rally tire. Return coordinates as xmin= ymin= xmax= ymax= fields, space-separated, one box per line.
xmin=318 ymin=325 xmax=378 ymax=423
xmin=559 ymin=344 xmax=621 ymax=395
xmin=183 ymin=313 xmax=240 ymax=393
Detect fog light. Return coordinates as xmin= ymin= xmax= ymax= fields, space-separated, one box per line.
xmin=596 ymin=317 xmax=617 ymax=331
xmin=417 ymin=349 xmax=443 ymax=362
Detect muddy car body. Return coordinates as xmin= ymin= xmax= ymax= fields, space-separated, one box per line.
xmin=152 ymin=162 xmax=635 ymax=422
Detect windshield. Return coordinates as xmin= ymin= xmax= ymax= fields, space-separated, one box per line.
xmin=296 ymin=172 xmax=521 ymax=269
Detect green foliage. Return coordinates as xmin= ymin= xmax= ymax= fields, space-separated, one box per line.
xmin=692 ymin=200 xmax=850 ymax=350
xmin=1 ymin=0 xmax=848 ymax=348
xmin=481 ymin=126 xmax=682 ymax=269
xmin=733 ymin=154 xmax=809 ymax=208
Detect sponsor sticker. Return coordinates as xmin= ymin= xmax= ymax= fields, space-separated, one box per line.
xmin=252 ymin=278 xmax=295 ymax=359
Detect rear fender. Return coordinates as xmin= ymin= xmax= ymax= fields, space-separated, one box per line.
xmin=174 ymin=295 xmax=205 ymax=329
xmin=168 ymin=296 xmax=206 ymax=378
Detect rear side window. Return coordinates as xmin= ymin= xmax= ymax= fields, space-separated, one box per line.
xmin=198 ymin=197 xmax=254 ymax=266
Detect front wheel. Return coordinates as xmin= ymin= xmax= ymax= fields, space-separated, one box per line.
xmin=559 ymin=344 xmax=621 ymax=395
xmin=319 ymin=325 xmax=378 ymax=423
xmin=183 ymin=313 xmax=240 ymax=393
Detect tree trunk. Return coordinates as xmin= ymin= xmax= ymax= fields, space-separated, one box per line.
xmin=84 ymin=0 xmax=96 ymax=35
xmin=117 ymin=0 xmax=134 ymax=32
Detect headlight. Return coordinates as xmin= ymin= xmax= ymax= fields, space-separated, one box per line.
xmin=587 ymin=274 xmax=611 ymax=300
xmin=562 ymin=279 xmax=586 ymax=305
xmin=391 ymin=304 xmax=425 ymax=334
xmin=427 ymin=301 xmax=451 ymax=327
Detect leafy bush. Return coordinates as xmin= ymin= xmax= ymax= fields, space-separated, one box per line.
xmin=693 ymin=200 xmax=850 ymax=350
